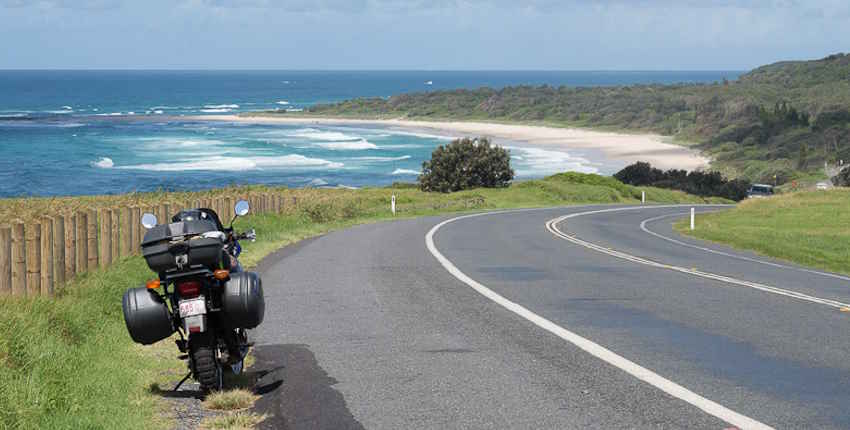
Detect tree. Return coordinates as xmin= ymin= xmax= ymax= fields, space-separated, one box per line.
xmin=418 ymin=137 xmax=514 ymax=192
xmin=613 ymin=161 xmax=663 ymax=186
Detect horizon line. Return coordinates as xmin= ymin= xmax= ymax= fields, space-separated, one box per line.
xmin=0 ymin=68 xmax=748 ymax=73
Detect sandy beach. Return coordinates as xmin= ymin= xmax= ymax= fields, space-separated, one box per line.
xmin=192 ymin=115 xmax=709 ymax=171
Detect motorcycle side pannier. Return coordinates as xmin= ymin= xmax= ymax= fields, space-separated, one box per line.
xmin=222 ymin=272 xmax=265 ymax=329
xmin=122 ymin=287 xmax=175 ymax=345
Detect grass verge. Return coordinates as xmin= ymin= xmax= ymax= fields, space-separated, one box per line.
xmin=675 ymin=189 xmax=850 ymax=275
xmin=202 ymin=390 xmax=260 ymax=411
xmin=0 ymin=173 xmax=728 ymax=429
xmin=199 ymin=412 xmax=267 ymax=430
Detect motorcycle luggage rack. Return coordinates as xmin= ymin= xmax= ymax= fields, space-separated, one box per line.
xmin=162 ymin=266 xmax=214 ymax=282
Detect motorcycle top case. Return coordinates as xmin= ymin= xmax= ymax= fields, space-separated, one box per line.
xmin=222 ymin=271 xmax=265 ymax=329
xmin=122 ymin=287 xmax=175 ymax=345
xmin=141 ymin=220 xmax=225 ymax=273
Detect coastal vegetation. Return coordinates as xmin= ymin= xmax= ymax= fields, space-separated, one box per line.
xmin=0 ymin=175 xmax=725 ymax=429
xmin=298 ymin=54 xmax=850 ymax=185
xmin=614 ymin=162 xmax=751 ymax=201
xmin=676 ymin=189 xmax=850 ymax=275
xmin=419 ymin=137 xmax=514 ymax=192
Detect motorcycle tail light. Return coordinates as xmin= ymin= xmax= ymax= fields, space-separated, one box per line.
xmin=176 ymin=280 xmax=201 ymax=298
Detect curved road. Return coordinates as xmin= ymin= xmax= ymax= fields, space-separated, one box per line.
xmin=249 ymin=205 xmax=850 ymax=429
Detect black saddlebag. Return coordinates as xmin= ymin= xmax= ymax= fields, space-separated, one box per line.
xmin=122 ymin=287 xmax=174 ymax=345
xmin=221 ymin=271 xmax=265 ymax=329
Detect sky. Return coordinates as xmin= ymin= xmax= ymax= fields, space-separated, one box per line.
xmin=0 ymin=0 xmax=848 ymax=70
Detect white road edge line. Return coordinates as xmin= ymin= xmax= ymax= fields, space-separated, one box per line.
xmin=639 ymin=212 xmax=850 ymax=283
xmin=547 ymin=206 xmax=850 ymax=310
xmin=425 ymin=207 xmax=773 ymax=430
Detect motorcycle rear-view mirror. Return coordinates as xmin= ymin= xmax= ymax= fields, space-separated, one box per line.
xmin=234 ymin=200 xmax=250 ymax=217
xmin=141 ymin=213 xmax=158 ymax=230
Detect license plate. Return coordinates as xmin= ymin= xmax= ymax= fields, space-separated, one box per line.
xmin=178 ymin=297 xmax=206 ymax=318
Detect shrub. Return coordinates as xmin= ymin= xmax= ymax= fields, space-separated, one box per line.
xmin=832 ymin=166 xmax=850 ymax=186
xmin=419 ymin=137 xmax=514 ymax=192
xmin=615 ymin=161 xmax=751 ymax=201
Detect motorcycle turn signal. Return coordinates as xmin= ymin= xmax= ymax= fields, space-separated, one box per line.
xmin=214 ymin=269 xmax=230 ymax=281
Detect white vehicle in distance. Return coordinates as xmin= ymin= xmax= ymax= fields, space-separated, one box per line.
xmin=746 ymin=183 xmax=774 ymax=198
xmin=816 ymin=182 xmax=830 ymax=190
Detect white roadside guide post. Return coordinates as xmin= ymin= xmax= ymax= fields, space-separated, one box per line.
xmin=641 ymin=191 xmax=645 ymax=204
xmin=690 ymin=207 xmax=695 ymax=230
xmin=391 ymin=194 xmax=396 ymax=215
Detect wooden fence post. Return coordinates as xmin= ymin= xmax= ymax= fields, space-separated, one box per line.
xmin=86 ymin=209 xmax=98 ymax=270
xmin=138 ymin=207 xmax=148 ymax=247
xmin=98 ymin=208 xmax=112 ymax=268
xmin=75 ymin=212 xmax=87 ymax=275
xmin=0 ymin=226 xmax=11 ymax=295
xmin=65 ymin=214 xmax=76 ymax=280
xmin=40 ymin=220 xmax=53 ymax=296
xmin=52 ymin=216 xmax=65 ymax=287
xmin=121 ymin=207 xmax=132 ymax=258
xmin=160 ymin=204 xmax=170 ymax=224
xmin=25 ymin=222 xmax=41 ymax=297
xmin=110 ymin=209 xmax=120 ymax=261
xmin=11 ymin=223 xmax=25 ymax=296
xmin=130 ymin=207 xmax=141 ymax=252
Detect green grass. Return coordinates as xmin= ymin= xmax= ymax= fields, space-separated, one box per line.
xmin=675 ymin=189 xmax=850 ymax=275
xmin=202 ymin=390 xmax=259 ymax=411
xmin=199 ymin=412 xmax=267 ymax=430
xmin=0 ymin=173 xmax=727 ymax=429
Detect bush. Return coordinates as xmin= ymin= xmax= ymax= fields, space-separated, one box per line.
xmin=615 ymin=161 xmax=751 ymax=201
xmin=832 ymin=166 xmax=850 ymax=186
xmin=419 ymin=137 xmax=515 ymax=192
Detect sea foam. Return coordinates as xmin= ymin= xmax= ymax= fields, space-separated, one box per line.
xmin=392 ymin=168 xmax=421 ymax=175
xmin=507 ymin=146 xmax=598 ymax=176
xmin=315 ymin=139 xmax=378 ymax=150
xmin=204 ymin=104 xmax=240 ymax=109
xmin=91 ymin=157 xmax=114 ymax=168
xmin=117 ymin=154 xmax=343 ymax=172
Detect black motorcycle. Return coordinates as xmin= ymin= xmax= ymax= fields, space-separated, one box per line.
xmin=122 ymin=199 xmax=265 ymax=391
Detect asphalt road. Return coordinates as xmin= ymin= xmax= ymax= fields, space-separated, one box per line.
xmin=250 ymin=205 xmax=850 ymax=429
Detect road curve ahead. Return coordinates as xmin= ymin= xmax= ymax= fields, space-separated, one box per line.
xmin=251 ymin=205 xmax=850 ymax=430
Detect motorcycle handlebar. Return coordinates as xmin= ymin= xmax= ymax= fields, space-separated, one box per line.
xmin=235 ymin=229 xmax=256 ymax=242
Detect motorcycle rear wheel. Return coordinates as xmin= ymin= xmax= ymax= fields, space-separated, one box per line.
xmin=189 ymin=334 xmax=222 ymax=392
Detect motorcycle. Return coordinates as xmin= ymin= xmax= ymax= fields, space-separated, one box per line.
xmin=122 ymin=199 xmax=265 ymax=392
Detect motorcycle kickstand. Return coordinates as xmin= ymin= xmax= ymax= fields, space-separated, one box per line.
xmin=172 ymin=371 xmax=192 ymax=392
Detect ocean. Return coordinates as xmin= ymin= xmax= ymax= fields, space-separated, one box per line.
xmin=0 ymin=70 xmax=741 ymax=197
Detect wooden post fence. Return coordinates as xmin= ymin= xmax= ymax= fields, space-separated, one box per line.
xmin=25 ymin=222 xmax=40 ymax=297
xmin=52 ymin=216 xmax=65 ymax=287
xmin=11 ymin=223 xmax=25 ymax=296
xmin=65 ymin=214 xmax=76 ymax=280
xmin=121 ymin=207 xmax=132 ymax=258
xmin=86 ymin=209 xmax=98 ymax=270
xmin=0 ymin=226 xmax=10 ymax=295
xmin=0 ymin=190 xmax=296 ymax=297
xmin=110 ymin=209 xmax=120 ymax=261
xmin=130 ymin=207 xmax=141 ymax=252
xmin=40 ymin=219 xmax=53 ymax=296
xmin=98 ymin=208 xmax=111 ymax=268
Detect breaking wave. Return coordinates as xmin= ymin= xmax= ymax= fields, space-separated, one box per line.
xmin=391 ymin=168 xmax=421 ymax=175
xmin=116 ymin=155 xmax=343 ymax=172
xmin=507 ymin=146 xmax=598 ymax=176
xmin=91 ymin=157 xmax=114 ymax=168
xmin=315 ymin=139 xmax=377 ymax=150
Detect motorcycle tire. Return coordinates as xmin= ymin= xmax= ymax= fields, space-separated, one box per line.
xmin=189 ymin=334 xmax=222 ymax=392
